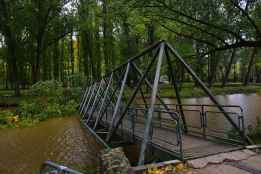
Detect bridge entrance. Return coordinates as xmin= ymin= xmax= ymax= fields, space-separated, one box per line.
xmin=79 ymin=40 xmax=252 ymax=165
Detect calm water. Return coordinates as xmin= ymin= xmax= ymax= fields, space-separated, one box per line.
xmin=162 ymin=93 xmax=261 ymax=132
xmin=0 ymin=93 xmax=260 ymax=174
xmin=0 ymin=117 xmax=101 ymax=174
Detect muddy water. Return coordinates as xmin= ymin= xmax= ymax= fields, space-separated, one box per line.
xmin=163 ymin=93 xmax=261 ymax=128
xmin=0 ymin=117 xmax=101 ymax=174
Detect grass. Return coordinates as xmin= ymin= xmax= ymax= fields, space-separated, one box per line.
xmin=158 ymin=83 xmax=261 ymax=98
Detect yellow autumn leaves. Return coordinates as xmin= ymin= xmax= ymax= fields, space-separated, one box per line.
xmin=144 ymin=163 xmax=190 ymax=174
xmin=7 ymin=115 xmax=19 ymax=125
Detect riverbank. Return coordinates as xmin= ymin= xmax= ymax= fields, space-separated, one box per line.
xmin=0 ymin=81 xmax=80 ymax=129
xmin=159 ymin=83 xmax=261 ymax=98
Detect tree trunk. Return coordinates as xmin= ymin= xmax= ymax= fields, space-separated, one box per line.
xmin=102 ymin=0 xmax=114 ymax=73
xmin=244 ymin=48 xmax=257 ymax=86
xmin=53 ymin=41 xmax=60 ymax=80
xmin=33 ymin=34 xmax=44 ymax=83
xmin=222 ymin=49 xmax=236 ymax=87
xmin=208 ymin=52 xmax=219 ymax=87
xmin=70 ymin=31 xmax=74 ymax=75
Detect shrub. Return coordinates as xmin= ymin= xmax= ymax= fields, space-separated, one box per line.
xmin=15 ymin=80 xmax=81 ymax=124
xmin=62 ymin=100 xmax=78 ymax=115
xmin=19 ymin=99 xmax=44 ymax=118
xmin=0 ymin=110 xmax=14 ymax=125
xmin=29 ymin=80 xmax=63 ymax=96
xmin=19 ymin=97 xmax=78 ymax=120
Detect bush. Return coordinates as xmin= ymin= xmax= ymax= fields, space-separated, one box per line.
xmin=62 ymin=100 xmax=78 ymax=115
xmin=19 ymin=99 xmax=44 ymax=118
xmin=19 ymin=97 xmax=78 ymax=121
xmin=29 ymin=80 xmax=63 ymax=96
xmin=8 ymin=80 xmax=82 ymax=125
xmin=0 ymin=110 xmax=14 ymax=125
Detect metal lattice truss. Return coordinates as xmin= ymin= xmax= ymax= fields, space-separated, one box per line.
xmin=79 ymin=40 xmax=251 ymax=165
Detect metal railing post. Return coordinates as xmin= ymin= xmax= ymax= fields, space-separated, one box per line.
xmin=202 ymin=105 xmax=206 ymax=138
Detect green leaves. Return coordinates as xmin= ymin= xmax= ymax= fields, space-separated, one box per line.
xmin=29 ymin=80 xmax=63 ymax=96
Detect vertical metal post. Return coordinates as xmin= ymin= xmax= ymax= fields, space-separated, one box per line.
xmin=79 ymin=87 xmax=88 ymax=115
xmin=106 ymin=63 xmax=130 ymax=141
xmin=87 ymin=80 xmax=105 ymax=123
xmin=80 ymin=83 xmax=93 ymax=115
xmin=138 ymin=43 xmax=165 ymax=165
xmin=87 ymin=80 xmax=102 ymax=124
xmin=79 ymin=86 xmax=89 ymax=112
xmin=165 ymin=47 xmax=188 ymax=133
xmin=82 ymin=83 xmax=97 ymax=120
xmin=96 ymin=81 xmax=122 ymax=128
xmin=131 ymin=109 xmax=136 ymax=142
xmin=93 ymin=73 xmax=114 ymax=129
xmin=202 ymin=105 xmax=206 ymax=138
xmin=177 ymin=118 xmax=183 ymax=160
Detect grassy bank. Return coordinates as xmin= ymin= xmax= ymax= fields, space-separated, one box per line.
xmin=0 ymin=81 xmax=81 ymax=129
xmin=159 ymin=83 xmax=261 ymax=98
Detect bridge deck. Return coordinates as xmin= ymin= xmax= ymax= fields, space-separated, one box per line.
xmin=120 ymin=121 xmax=243 ymax=159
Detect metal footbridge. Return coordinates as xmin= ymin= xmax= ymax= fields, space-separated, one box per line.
xmin=79 ymin=40 xmax=252 ymax=165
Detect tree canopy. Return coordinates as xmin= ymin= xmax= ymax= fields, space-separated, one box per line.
xmin=0 ymin=0 xmax=260 ymax=95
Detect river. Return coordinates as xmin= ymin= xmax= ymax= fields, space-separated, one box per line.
xmin=0 ymin=93 xmax=260 ymax=174
xmin=165 ymin=93 xmax=261 ymax=128
xmin=0 ymin=117 xmax=101 ymax=174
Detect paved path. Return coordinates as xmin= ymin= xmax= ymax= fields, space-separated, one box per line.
xmin=188 ymin=149 xmax=261 ymax=174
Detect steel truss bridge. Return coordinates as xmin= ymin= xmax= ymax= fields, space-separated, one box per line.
xmin=79 ymin=40 xmax=252 ymax=166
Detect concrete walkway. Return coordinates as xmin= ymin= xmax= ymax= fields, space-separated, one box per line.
xmin=188 ymin=148 xmax=261 ymax=174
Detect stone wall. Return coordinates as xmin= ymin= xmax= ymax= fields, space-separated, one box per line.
xmin=100 ymin=147 xmax=131 ymax=174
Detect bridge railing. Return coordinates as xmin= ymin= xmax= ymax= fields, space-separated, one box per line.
xmin=134 ymin=103 xmax=245 ymax=145
xmin=118 ymin=107 xmax=184 ymax=160
xmin=39 ymin=161 xmax=84 ymax=174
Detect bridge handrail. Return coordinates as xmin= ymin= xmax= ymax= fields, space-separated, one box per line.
xmin=129 ymin=107 xmax=180 ymax=121
xmin=39 ymin=161 xmax=84 ymax=174
xmin=134 ymin=103 xmax=244 ymax=112
xmin=126 ymin=106 xmax=184 ymax=158
xmin=132 ymin=103 xmax=245 ymax=145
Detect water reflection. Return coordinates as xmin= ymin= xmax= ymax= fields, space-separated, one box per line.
xmin=164 ymin=93 xmax=261 ymax=128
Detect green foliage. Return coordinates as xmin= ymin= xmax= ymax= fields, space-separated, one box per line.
xmin=19 ymin=97 xmax=78 ymax=121
xmin=19 ymin=99 xmax=44 ymax=118
xmin=29 ymin=80 xmax=63 ymax=96
xmin=62 ymin=100 xmax=79 ymax=115
xmin=68 ymin=74 xmax=86 ymax=87
xmin=17 ymin=80 xmax=80 ymax=122
xmin=0 ymin=110 xmax=14 ymax=125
